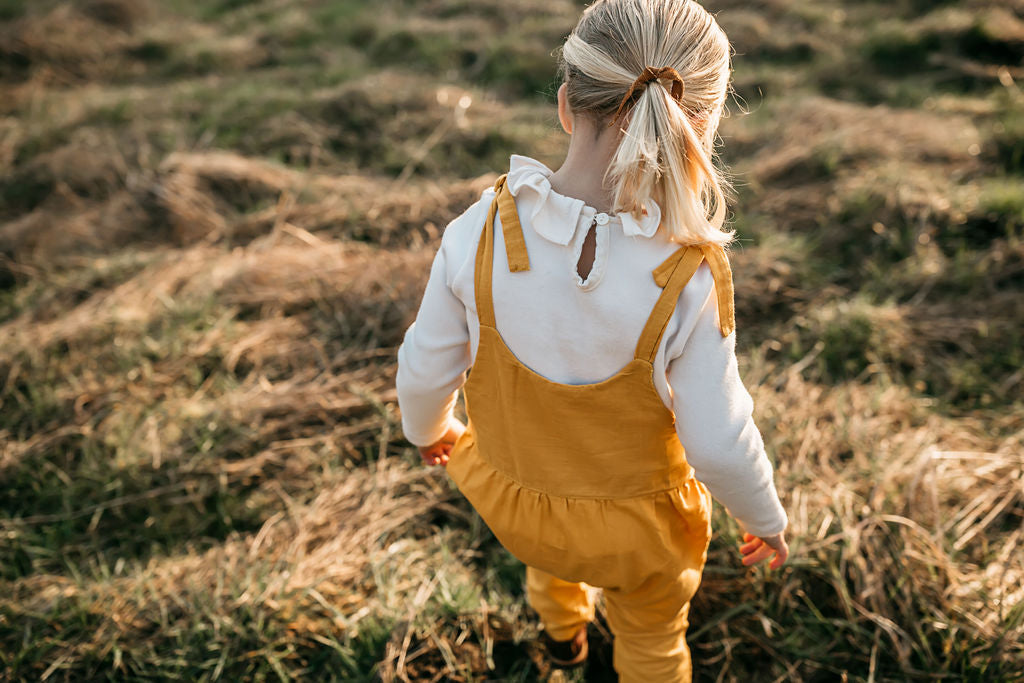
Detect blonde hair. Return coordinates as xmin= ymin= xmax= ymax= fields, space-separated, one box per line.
xmin=559 ymin=0 xmax=734 ymax=247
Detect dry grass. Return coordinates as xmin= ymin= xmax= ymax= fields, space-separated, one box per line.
xmin=0 ymin=0 xmax=1022 ymax=680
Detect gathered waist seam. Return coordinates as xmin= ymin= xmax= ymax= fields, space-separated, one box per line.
xmin=474 ymin=448 xmax=693 ymax=502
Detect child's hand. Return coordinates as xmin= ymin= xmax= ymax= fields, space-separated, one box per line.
xmin=739 ymin=531 xmax=789 ymax=569
xmin=418 ymin=420 xmax=466 ymax=467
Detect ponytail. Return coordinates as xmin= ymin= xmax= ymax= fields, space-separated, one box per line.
xmin=558 ymin=0 xmax=734 ymax=247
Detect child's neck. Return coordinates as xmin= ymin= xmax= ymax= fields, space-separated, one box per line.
xmin=548 ymin=116 xmax=621 ymax=214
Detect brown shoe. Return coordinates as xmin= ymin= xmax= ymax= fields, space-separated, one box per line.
xmin=541 ymin=627 xmax=588 ymax=667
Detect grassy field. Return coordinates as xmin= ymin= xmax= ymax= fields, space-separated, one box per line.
xmin=1 ymin=0 xmax=1022 ymax=680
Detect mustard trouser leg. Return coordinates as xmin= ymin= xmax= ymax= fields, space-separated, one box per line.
xmin=525 ymin=566 xmax=596 ymax=641
xmin=603 ymin=566 xmax=703 ymax=683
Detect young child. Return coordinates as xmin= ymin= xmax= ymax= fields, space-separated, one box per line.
xmin=396 ymin=0 xmax=789 ymax=679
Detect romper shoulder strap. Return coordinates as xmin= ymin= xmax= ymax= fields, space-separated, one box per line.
xmin=700 ymin=243 xmax=735 ymax=337
xmin=473 ymin=174 xmax=531 ymax=327
xmin=633 ymin=242 xmax=736 ymax=363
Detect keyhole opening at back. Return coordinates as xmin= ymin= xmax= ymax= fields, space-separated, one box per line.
xmin=576 ymin=220 xmax=598 ymax=283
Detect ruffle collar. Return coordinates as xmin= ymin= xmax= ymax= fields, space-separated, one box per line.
xmin=503 ymin=154 xmax=662 ymax=245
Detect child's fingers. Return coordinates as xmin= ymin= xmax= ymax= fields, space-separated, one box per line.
xmin=418 ymin=446 xmax=452 ymax=467
xmin=739 ymin=532 xmax=789 ymax=568
xmin=418 ymin=435 xmax=461 ymax=467
xmin=769 ymin=542 xmax=789 ymax=568
xmin=741 ymin=543 xmax=774 ymax=566
xmin=739 ymin=541 xmax=763 ymax=559
xmin=769 ymin=552 xmax=786 ymax=569
xmin=739 ymin=538 xmax=762 ymax=555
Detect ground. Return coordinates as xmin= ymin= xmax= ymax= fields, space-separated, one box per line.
xmin=0 ymin=0 xmax=1022 ymax=680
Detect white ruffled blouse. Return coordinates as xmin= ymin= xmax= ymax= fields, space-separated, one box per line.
xmin=396 ymin=155 xmax=788 ymax=537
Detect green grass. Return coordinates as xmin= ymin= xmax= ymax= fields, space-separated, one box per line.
xmin=974 ymin=178 xmax=1024 ymax=233
xmin=863 ymin=22 xmax=942 ymax=73
xmin=0 ymin=298 xmax=277 ymax=578
xmin=988 ymin=96 xmax=1024 ymax=174
xmin=0 ymin=0 xmax=26 ymax=21
xmin=0 ymin=252 xmax=155 ymax=324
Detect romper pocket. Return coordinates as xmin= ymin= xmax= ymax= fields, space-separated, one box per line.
xmin=667 ymin=479 xmax=713 ymax=568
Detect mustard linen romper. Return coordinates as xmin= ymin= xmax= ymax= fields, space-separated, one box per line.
xmin=446 ymin=176 xmax=736 ymax=682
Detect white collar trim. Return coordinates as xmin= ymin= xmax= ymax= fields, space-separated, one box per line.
xmin=503 ymin=154 xmax=662 ymax=245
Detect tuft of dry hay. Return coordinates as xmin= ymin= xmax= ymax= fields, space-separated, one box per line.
xmin=1 ymin=458 xmax=459 ymax=671
xmin=79 ymin=0 xmax=151 ymax=31
xmin=0 ymin=5 xmax=137 ymax=84
xmin=733 ymin=372 xmax=1024 ymax=665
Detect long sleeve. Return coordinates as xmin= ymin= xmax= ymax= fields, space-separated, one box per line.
xmin=396 ymin=229 xmax=474 ymax=447
xmin=666 ymin=276 xmax=788 ymax=537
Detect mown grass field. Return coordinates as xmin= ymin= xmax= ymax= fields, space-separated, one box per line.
xmin=1 ymin=0 xmax=1022 ymax=680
